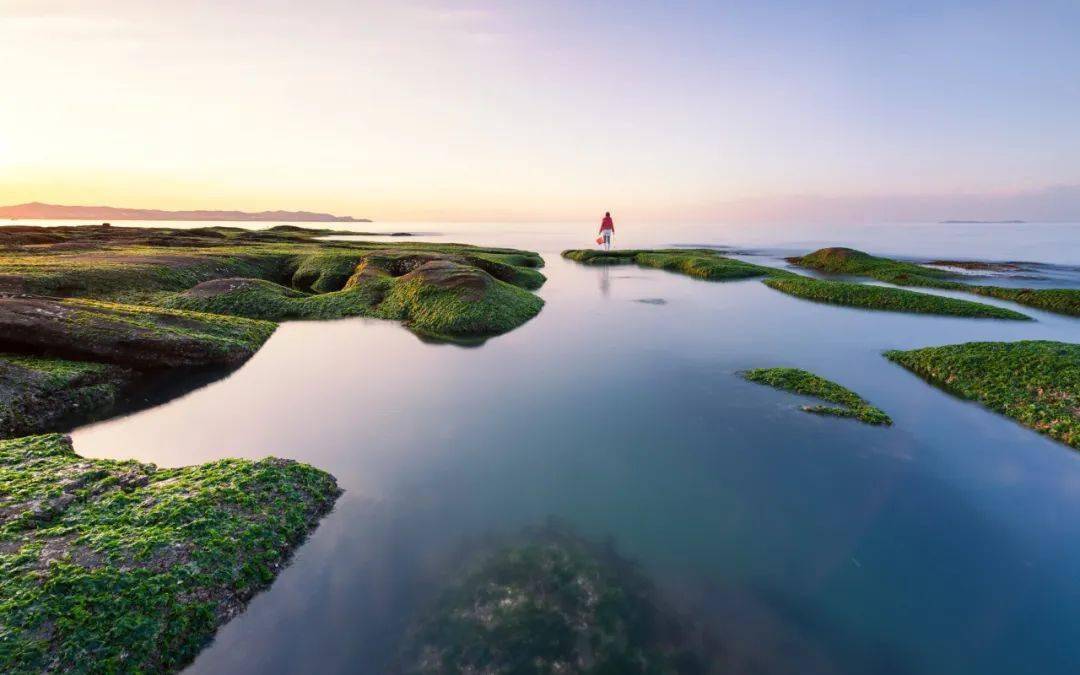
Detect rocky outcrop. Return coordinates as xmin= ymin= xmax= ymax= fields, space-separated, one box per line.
xmin=0 ymin=296 xmax=274 ymax=368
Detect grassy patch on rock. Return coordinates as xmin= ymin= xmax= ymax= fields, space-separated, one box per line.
xmin=763 ymin=277 xmax=1030 ymax=320
xmin=399 ymin=526 xmax=715 ymax=674
xmin=563 ymin=248 xmax=790 ymax=281
xmin=789 ymin=247 xmax=1080 ymax=317
xmin=0 ymin=433 xmax=340 ymax=673
xmin=742 ymin=367 xmax=892 ymax=425
xmin=885 ymin=341 xmax=1079 ymax=448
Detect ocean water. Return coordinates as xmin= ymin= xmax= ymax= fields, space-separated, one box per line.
xmin=36 ymin=219 xmax=1080 ymax=673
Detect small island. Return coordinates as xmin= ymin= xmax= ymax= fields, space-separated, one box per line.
xmin=742 ymin=367 xmax=892 ymax=425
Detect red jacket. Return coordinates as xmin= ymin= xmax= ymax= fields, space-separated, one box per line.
xmin=600 ymin=215 xmax=614 ymax=232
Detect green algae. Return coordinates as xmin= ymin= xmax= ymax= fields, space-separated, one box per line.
xmin=789 ymin=247 xmax=1080 ymax=317
xmin=742 ymin=367 xmax=892 ymax=425
xmin=885 ymin=341 xmax=1079 ymax=448
xmin=763 ymin=277 xmax=1031 ymax=320
xmin=0 ymin=433 xmax=340 ymax=673
xmin=562 ymin=248 xmax=790 ymax=281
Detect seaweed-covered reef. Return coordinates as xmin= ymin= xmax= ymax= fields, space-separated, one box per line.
xmin=742 ymin=367 xmax=892 ymax=425
xmin=789 ymin=247 xmax=1080 ymax=317
xmin=398 ymin=526 xmax=719 ymax=674
xmin=0 ymin=224 xmax=546 ymax=435
xmin=0 ymin=433 xmax=341 ymax=673
xmin=562 ymin=247 xmax=1030 ymax=319
xmin=885 ymin=341 xmax=1079 ymax=448
xmin=762 ymin=277 xmax=1030 ymax=320
xmin=562 ymin=248 xmax=790 ymax=281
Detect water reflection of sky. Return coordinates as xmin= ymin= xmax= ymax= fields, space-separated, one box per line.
xmin=67 ymin=222 xmax=1080 ymax=674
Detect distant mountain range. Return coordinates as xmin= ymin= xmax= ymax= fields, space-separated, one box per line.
xmin=0 ymin=202 xmax=370 ymax=223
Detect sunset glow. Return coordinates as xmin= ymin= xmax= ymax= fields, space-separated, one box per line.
xmin=2 ymin=1 xmax=1078 ymax=222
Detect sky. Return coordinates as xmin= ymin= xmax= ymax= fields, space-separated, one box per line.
xmin=1 ymin=0 xmax=1078 ymax=222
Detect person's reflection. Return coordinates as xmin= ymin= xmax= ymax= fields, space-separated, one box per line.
xmin=599 ymin=265 xmax=610 ymax=297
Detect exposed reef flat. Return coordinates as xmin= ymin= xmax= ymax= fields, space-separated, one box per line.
xmin=885 ymin=341 xmax=1079 ymax=448
xmin=0 ymin=433 xmax=341 ymax=673
xmin=562 ymin=248 xmax=791 ymax=281
xmin=0 ymin=224 xmax=545 ymax=435
xmin=788 ymin=247 xmax=1080 ymax=317
xmin=742 ymin=367 xmax=892 ymax=425
xmin=398 ymin=526 xmax=716 ymax=674
xmin=763 ymin=277 xmax=1030 ymax=320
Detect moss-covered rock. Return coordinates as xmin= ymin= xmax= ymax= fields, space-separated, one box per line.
xmin=763 ymin=277 xmax=1030 ymax=320
xmin=165 ymin=258 xmax=544 ymax=340
xmin=0 ymin=433 xmax=341 ymax=673
xmin=885 ymin=341 xmax=1079 ymax=448
xmin=742 ymin=367 xmax=892 ymax=425
xmin=0 ymin=355 xmax=133 ymax=438
xmin=789 ymin=247 xmax=1080 ymax=317
xmin=368 ymin=260 xmax=544 ymax=340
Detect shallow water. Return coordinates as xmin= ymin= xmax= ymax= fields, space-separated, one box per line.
xmin=62 ymin=221 xmax=1080 ymax=674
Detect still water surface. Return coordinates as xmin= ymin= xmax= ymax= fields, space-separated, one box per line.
xmin=61 ymin=221 xmax=1079 ymax=674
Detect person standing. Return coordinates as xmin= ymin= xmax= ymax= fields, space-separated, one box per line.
xmin=599 ymin=212 xmax=615 ymax=250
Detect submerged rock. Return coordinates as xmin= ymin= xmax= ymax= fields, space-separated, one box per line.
xmin=399 ymin=528 xmax=718 ymax=674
